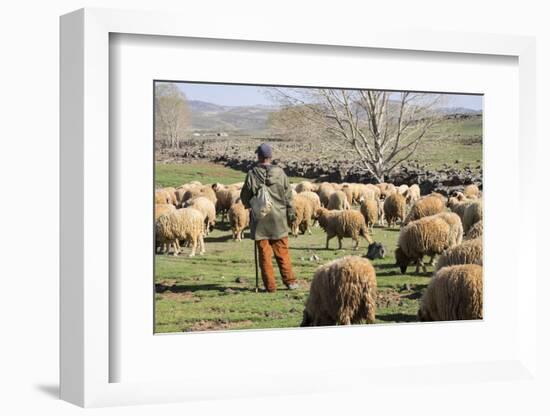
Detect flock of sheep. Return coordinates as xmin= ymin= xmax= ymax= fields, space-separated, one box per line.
xmin=155 ymin=177 xmax=483 ymax=326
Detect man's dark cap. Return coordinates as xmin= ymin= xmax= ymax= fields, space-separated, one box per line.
xmin=255 ymin=143 xmax=273 ymax=159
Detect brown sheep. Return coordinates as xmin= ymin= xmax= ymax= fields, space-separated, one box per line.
xmin=316 ymin=208 xmax=373 ymax=250
xmin=436 ymin=238 xmax=483 ymax=271
xmin=465 ymin=220 xmax=483 ymax=240
xmin=418 ymin=264 xmax=483 ymax=321
xmin=463 ymin=184 xmax=480 ymax=199
xmin=383 ymin=192 xmax=407 ymax=227
xmin=395 ymin=214 xmax=456 ymax=274
xmin=359 ymin=198 xmax=379 ymax=232
xmin=289 ymin=195 xmax=314 ymax=236
xmin=327 ymin=190 xmax=351 ymax=210
xmin=228 ymin=201 xmax=249 ymax=241
xmin=403 ymin=195 xmax=446 ymax=225
xmin=463 ymin=200 xmax=483 ymax=234
xmin=301 ymin=256 xmax=377 ymax=326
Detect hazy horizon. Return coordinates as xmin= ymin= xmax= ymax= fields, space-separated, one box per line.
xmin=160 ymin=81 xmax=483 ymax=111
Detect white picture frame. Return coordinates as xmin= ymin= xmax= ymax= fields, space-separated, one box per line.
xmin=60 ymin=8 xmax=538 ymax=408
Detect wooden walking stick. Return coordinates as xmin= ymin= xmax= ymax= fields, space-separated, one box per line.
xmin=254 ymin=240 xmax=259 ymax=293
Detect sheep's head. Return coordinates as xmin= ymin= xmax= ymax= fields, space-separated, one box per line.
xmin=365 ymin=242 xmax=386 ymax=260
xmin=394 ymin=247 xmax=410 ymax=274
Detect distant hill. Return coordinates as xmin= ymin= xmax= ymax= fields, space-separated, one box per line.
xmin=187 ymin=99 xmax=481 ymax=133
xmin=188 ymin=100 xmax=279 ymax=132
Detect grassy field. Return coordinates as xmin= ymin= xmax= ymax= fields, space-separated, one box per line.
xmin=156 ymin=161 xmax=306 ymax=188
xmin=154 ymin=163 xmax=434 ymax=333
xmin=417 ymin=116 xmax=482 ymax=169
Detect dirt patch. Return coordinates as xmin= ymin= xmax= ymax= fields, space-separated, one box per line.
xmin=377 ymin=289 xmax=403 ymax=308
xmin=159 ymin=291 xmax=200 ymax=303
xmin=186 ymin=319 xmax=253 ymax=332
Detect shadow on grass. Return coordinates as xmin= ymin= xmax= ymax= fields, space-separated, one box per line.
xmin=205 ymin=234 xmax=234 ymax=243
xmin=377 ymin=313 xmax=418 ymax=323
xmin=161 ymin=283 xmax=253 ymax=294
xmin=374 ymin=263 xmax=398 ymax=270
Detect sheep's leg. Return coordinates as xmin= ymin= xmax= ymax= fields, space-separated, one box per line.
xmin=326 ymin=234 xmax=333 ymax=249
xmin=352 ymin=238 xmax=359 ymax=251
xmin=428 ymin=255 xmax=436 ymax=266
xmin=338 ymin=237 xmax=343 ymax=250
xmin=422 ymin=261 xmax=428 ymax=273
xmin=199 ymin=235 xmax=205 ymax=255
xmin=189 ymin=236 xmax=197 ymax=257
xmin=415 ymin=259 xmax=421 ymax=274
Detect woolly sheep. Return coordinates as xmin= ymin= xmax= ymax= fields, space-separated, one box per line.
xmin=383 ymin=192 xmax=407 ymax=227
xmin=418 ymin=264 xmax=483 ymax=321
xmin=181 ymin=185 xmax=217 ymax=207
xmin=228 ymin=201 xmax=249 ymax=241
xmin=155 ymin=207 xmax=205 ymax=257
xmin=404 ymin=184 xmax=421 ymax=205
xmin=163 ymin=187 xmax=178 ymax=205
xmin=436 ymin=211 xmax=463 ymax=248
xmin=447 ymin=196 xmax=472 ymax=221
xmin=295 ymin=181 xmax=316 ymax=193
xmin=327 ymin=190 xmax=351 ymax=210
xmin=155 ymin=203 xmax=176 ymax=220
xmin=463 ymin=200 xmax=483 ymax=234
xmin=395 ymin=214 xmax=456 ymax=274
xmin=317 ymin=183 xmax=335 ymax=207
xmin=376 ymin=183 xmax=396 ymax=199
xmin=465 ymin=220 xmax=483 ymax=240
xmin=463 ymin=184 xmax=480 ymax=199
xmin=301 ymin=256 xmax=377 ymax=326
xmin=436 ymin=237 xmax=482 ymax=271
xmin=184 ymin=196 xmax=216 ymax=235
xmin=397 ymin=184 xmax=409 ymax=195
xmin=213 ymin=186 xmax=241 ymax=223
xmin=341 ymin=185 xmax=354 ymax=206
xmin=299 ymin=191 xmax=322 ymax=213
xmin=359 ymin=197 xmax=379 ymax=232
xmin=155 ymin=189 xmax=171 ymax=205
xmin=316 ymin=208 xmax=373 ymax=250
xmin=289 ymin=194 xmax=314 ymax=236
xmin=403 ymin=195 xmax=446 ymax=225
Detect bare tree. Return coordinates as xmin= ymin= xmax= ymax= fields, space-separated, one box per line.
xmin=271 ymin=88 xmax=444 ymax=182
xmin=155 ymin=83 xmax=191 ymax=148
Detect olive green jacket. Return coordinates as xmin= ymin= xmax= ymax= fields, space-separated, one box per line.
xmin=240 ymin=164 xmax=294 ymax=241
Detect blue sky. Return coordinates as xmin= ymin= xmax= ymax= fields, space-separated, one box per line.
xmin=174 ymin=82 xmax=482 ymax=110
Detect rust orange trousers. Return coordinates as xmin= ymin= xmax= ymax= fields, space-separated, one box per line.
xmin=256 ymin=237 xmax=296 ymax=292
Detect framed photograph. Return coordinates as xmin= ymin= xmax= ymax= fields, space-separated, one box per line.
xmin=60 ymin=8 xmax=537 ymax=407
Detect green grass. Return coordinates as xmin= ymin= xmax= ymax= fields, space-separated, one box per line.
xmin=155 ymin=162 xmax=247 ymax=188
xmin=155 ymin=210 xmax=432 ymax=333
xmin=416 ymin=116 xmax=482 ymax=169
xmin=156 ymin=161 xmax=307 ymax=188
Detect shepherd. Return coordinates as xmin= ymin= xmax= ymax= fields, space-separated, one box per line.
xmin=240 ymin=143 xmax=299 ymax=293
